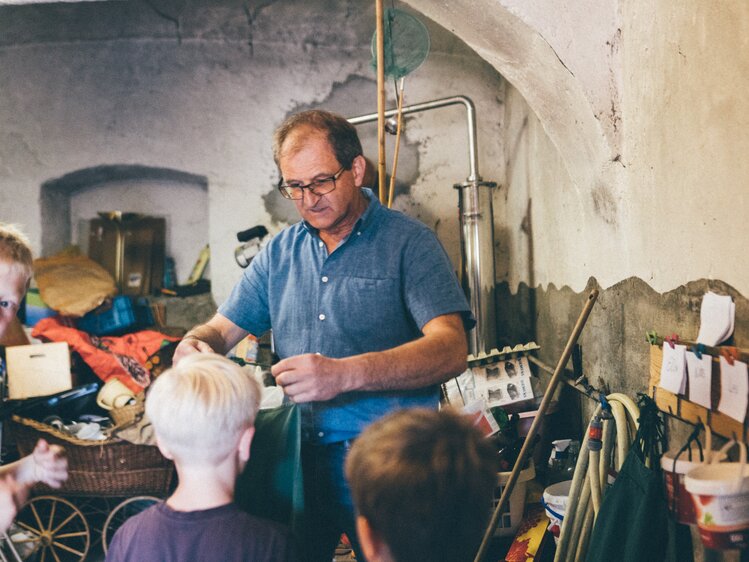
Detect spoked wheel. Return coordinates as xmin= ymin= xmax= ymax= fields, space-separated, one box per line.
xmin=101 ymin=496 xmax=159 ymax=555
xmin=9 ymin=496 xmax=90 ymax=561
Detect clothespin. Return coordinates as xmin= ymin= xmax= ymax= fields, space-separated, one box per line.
xmin=693 ymin=343 xmax=705 ymax=360
xmin=665 ymin=333 xmax=680 ymax=349
xmin=721 ymin=346 xmax=738 ymax=366
xmin=646 ymin=331 xmax=659 ymax=345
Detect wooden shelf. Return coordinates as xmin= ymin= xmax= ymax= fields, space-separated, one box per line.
xmin=648 ymin=344 xmax=748 ymax=441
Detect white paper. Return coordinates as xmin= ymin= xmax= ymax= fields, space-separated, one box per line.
xmin=472 ymin=356 xmax=534 ymax=407
xmin=717 ymin=357 xmax=748 ymax=423
xmin=697 ymin=291 xmax=735 ymax=346
xmin=660 ymin=343 xmax=687 ymax=394
xmin=686 ymin=351 xmax=713 ymax=409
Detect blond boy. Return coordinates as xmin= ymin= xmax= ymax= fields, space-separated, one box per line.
xmin=0 ymin=223 xmax=68 ymax=532
xmin=107 ymin=353 xmax=296 ymax=562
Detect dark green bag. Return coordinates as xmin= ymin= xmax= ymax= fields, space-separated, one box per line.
xmin=586 ymin=396 xmax=671 ymax=562
xmin=234 ymin=404 xmax=304 ymax=535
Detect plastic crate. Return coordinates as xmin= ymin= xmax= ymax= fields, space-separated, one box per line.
xmin=77 ymin=296 xmax=136 ymax=336
xmin=24 ymin=288 xmax=56 ymax=327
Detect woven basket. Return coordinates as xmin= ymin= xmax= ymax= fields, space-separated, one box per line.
xmin=10 ymin=415 xmax=175 ymax=497
xmin=109 ymin=395 xmax=145 ymax=428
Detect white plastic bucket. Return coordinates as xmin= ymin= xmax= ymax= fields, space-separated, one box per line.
xmin=542 ymin=479 xmax=572 ymax=543
xmin=661 ymin=445 xmax=727 ymax=525
xmin=685 ymin=440 xmax=749 ymax=550
xmin=492 ymin=464 xmax=536 ymax=537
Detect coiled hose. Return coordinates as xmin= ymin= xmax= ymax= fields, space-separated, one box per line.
xmin=553 ymin=393 xmax=640 ymax=562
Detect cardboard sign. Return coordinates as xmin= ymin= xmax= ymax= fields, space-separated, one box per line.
xmin=6 ymin=342 xmax=72 ymax=399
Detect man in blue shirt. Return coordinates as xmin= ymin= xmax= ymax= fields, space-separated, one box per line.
xmin=173 ymin=110 xmax=472 ymax=562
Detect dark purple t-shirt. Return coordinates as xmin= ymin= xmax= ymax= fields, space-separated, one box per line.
xmin=106 ymin=501 xmax=296 ymax=562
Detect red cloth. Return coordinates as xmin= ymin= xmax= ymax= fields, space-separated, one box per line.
xmin=32 ymin=317 xmax=179 ymax=393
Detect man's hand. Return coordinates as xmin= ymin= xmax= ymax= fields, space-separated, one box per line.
xmin=271 ymin=354 xmax=348 ymax=403
xmin=17 ymin=439 xmax=68 ymax=489
xmin=172 ymin=337 xmax=215 ymax=365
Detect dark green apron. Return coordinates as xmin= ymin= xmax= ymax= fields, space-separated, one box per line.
xmin=586 ymin=395 xmax=673 ymax=562
xmin=234 ymin=404 xmax=304 ymax=536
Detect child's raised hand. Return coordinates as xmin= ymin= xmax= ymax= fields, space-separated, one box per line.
xmin=0 ymin=474 xmax=24 ymax=533
xmin=23 ymin=439 xmax=68 ymax=489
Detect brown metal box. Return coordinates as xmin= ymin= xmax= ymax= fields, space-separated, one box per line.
xmin=88 ymin=213 xmax=165 ymax=296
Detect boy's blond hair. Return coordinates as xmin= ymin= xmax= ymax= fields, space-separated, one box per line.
xmin=0 ymin=223 xmax=33 ymax=283
xmin=145 ymin=353 xmax=262 ymax=465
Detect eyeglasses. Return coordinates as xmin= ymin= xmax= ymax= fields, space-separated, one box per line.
xmin=278 ymin=167 xmax=346 ymax=200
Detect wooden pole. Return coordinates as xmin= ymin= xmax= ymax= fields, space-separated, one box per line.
xmin=388 ymin=78 xmax=405 ymax=208
xmin=473 ymin=289 xmax=599 ymax=562
xmin=375 ymin=0 xmax=387 ymax=202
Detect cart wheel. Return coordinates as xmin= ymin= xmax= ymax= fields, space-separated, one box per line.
xmin=101 ymin=496 xmax=159 ymax=554
xmin=9 ymin=495 xmax=90 ymax=561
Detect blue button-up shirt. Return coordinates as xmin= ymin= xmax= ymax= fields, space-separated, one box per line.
xmin=220 ymin=188 xmax=472 ymax=443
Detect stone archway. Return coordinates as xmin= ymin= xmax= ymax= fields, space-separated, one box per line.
xmin=40 ymin=165 xmax=208 ymax=283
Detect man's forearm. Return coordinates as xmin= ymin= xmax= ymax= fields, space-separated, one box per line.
xmin=342 ymin=315 xmax=467 ymax=393
xmin=183 ymin=323 xmax=231 ymax=355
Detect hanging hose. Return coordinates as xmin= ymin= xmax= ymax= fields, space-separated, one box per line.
xmin=554 ymin=393 xmax=640 ymax=562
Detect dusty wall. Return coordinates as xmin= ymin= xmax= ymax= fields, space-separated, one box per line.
xmin=0 ymin=0 xmax=504 ymax=304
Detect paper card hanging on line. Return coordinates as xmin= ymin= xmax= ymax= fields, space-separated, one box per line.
xmin=717 ymin=357 xmax=748 ymax=423
xmin=686 ymin=351 xmax=713 ymax=409
xmin=660 ymin=343 xmax=687 ymax=395
xmin=697 ymin=292 xmax=735 ymax=346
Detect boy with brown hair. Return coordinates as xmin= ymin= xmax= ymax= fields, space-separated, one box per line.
xmin=345 ymin=408 xmax=498 ymax=562
xmin=107 ymin=353 xmax=296 ymax=562
xmin=0 ymin=223 xmax=68 ymax=532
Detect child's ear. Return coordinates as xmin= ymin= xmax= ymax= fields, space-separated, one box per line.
xmin=237 ymin=427 xmax=255 ymax=463
xmin=155 ymin=435 xmax=174 ymax=460
xmin=356 ymin=515 xmax=389 ymax=562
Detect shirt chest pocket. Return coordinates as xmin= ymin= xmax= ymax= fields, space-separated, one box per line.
xmin=330 ymin=276 xmax=409 ymax=339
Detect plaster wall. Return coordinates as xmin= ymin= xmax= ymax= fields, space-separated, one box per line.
xmin=410 ymin=0 xmax=749 ymax=299
xmin=0 ymin=0 xmax=505 ymax=304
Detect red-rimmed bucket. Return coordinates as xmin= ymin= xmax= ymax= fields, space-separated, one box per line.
xmin=661 ymin=445 xmax=727 ymax=525
xmin=685 ymin=440 xmax=749 ymax=550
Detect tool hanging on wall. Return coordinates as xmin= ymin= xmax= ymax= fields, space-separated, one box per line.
xmin=371 ymin=6 xmax=430 ymax=207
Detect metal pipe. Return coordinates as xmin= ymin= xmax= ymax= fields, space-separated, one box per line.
xmin=348 ymin=95 xmax=481 ymax=182
xmin=349 ymin=95 xmax=496 ymax=353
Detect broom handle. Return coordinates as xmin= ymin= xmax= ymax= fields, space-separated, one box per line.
xmin=375 ymin=0 xmax=387 ymax=203
xmin=474 ymin=289 xmax=599 ymax=562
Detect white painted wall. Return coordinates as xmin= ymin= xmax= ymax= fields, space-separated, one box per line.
xmin=0 ymin=0 xmax=505 ymax=304
xmin=410 ymin=0 xmax=749 ymax=298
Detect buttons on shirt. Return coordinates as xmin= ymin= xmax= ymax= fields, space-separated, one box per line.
xmin=321 ymin=276 xmax=329 ymax=283
xmin=319 ymin=314 xmax=326 ymax=321
xmin=318 ymin=241 xmax=324 ymax=247
xmin=318 ymin=431 xmax=325 ymax=438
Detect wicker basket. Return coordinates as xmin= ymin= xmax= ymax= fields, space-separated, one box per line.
xmin=10 ymin=415 xmax=175 ymax=497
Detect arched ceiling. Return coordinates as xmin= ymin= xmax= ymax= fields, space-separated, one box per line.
xmin=405 ymin=0 xmax=617 ymax=192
